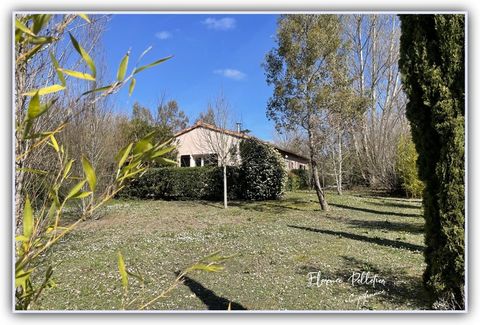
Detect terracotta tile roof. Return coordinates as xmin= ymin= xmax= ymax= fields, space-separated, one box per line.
xmin=174 ymin=121 xmax=309 ymax=162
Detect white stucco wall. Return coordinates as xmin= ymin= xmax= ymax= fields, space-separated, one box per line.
xmin=175 ymin=127 xmax=241 ymax=166
xmin=175 ymin=126 xmax=308 ymax=170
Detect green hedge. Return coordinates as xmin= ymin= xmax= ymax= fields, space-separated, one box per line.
xmin=120 ymin=166 xmax=241 ymax=200
xmin=239 ymin=138 xmax=288 ymax=200
xmin=290 ymin=168 xmax=311 ymax=190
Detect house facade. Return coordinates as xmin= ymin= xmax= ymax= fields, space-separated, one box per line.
xmin=174 ymin=122 xmax=309 ymax=170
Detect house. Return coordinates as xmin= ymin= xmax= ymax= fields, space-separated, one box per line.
xmin=173 ymin=121 xmax=309 ymax=170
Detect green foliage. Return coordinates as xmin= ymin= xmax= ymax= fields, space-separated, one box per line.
xmin=399 ymin=14 xmax=465 ymax=309
xmin=239 ymin=138 xmax=288 ymax=200
xmin=120 ymin=166 xmax=241 ymax=201
xmin=14 ymin=13 xmax=174 ymax=310
xmin=286 ymin=169 xmax=312 ymax=191
xmin=395 ymin=135 xmax=424 ymax=198
xmin=291 ymin=168 xmax=311 ymax=190
xmin=286 ymin=171 xmax=300 ymax=191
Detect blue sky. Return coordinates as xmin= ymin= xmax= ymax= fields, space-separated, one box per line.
xmin=100 ymin=14 xmax=279 ymax=140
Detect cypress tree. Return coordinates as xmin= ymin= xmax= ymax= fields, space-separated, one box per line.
xmin=399 ymin=14 xmax=465 ymax=309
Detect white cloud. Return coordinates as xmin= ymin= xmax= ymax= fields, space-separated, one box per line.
xmin=213 ymin=69 xmax=246 ymax=80
xmin=202 ymin=17 xmax=236 ymax=31
xmin=155 ymin=31 xmax=172 ymax=40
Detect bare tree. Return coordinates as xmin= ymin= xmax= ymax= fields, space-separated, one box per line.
xmin=199 ymin=93 xmax=236 ymax=209
xmin=343 ymin=14 xmax=409 ymax=189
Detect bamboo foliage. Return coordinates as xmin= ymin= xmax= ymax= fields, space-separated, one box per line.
xmin=14 ymin=14 xmax=174 ymax=310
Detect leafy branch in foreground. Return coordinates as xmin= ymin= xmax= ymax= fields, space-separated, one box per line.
xmin=116 ymin=251 xmax=235 ymax=310
xmin=15 ymin=13 xmax=174 ymax=310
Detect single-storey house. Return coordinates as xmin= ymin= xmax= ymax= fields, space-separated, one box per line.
xmin=173 ymin=121 xmax=309 ymax=170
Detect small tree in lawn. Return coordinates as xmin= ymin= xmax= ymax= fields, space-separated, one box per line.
xmin=201 ymin=93 xmax=235 ymax=209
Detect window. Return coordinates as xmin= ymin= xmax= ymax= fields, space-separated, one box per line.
xmin=204 ymin=154 xmax=218 ymax=166
xmin=194 ymin=157 xmax=202 ymax=167
xmin=180 ymin=155 xmax=190 ymax=167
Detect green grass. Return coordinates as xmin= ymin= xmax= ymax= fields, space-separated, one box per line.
xmin=34 ymin=190 xmax=429 ymax=311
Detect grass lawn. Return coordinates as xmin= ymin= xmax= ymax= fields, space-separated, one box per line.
xmin=35 ymin=190 xmax=429 ymax=311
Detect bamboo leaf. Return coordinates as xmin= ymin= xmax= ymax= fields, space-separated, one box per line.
xmin=150 ymin=146 xmax=175 ymax=159
xmin=188 ymin=263 xmax=224 ymax=273
xmin=32 ymin=14 xmax=52 ymax=34
xmin=49 ymin=134 xmax=59 ymax=152
xmin=23 ymin=84 xmax=65 ymax=97
xmin=50 ymin=51 xmax=66 ymax=86
xmin=117 ymin=52 xmax=129 ymax=81
xmin=133 ymin=55 xmax=173 ymax=75
xmin=117 ymin=251 xmax=128 ymax=290
xmin=15 ymin=19 xmax=36 ymax=37
xmin=156 ymin=157 xmax=177 ymax=166
xmin=62 ymin=159 xmax=74 ymax=179
xmin=133 ymin=139 xmax=153 ymax=155
xmin=72 ymin=191 xmax=92 ymax=199
xmin=81 ymin=157 xmax=97 ymax=191
xmin=128 ymin=78 xmax=136 ymax=96
xmin=23 ymin=197 xmax=33 ymax=239
xmin=15 ymin=268 xmax=33 ymax=291
xmin=26 ymin=92 xmax=40 ymax=119
xmin=81 ymin=84 xmax=113 ymax=97
xmin=16 ymin=167 xmax=48 ymax=175
xmin=69 ymin=32 xmax=96 ymax=77
xmin=78 ymin=14 xmax=91 ymax=23
xmin=15 ymin=235 xmax=29 ymax=242
xmin=26 ymin=36 xmax=54 ymax=45
xmin=116 ymin=143 xmax=133 ymax=169
xmin=118 ymin=168 xmax=146 ymax=182
xmin=65 ymin=180 xmax=87 ymax=201
xmin=59 ymin=69 xmax=95 ymax=81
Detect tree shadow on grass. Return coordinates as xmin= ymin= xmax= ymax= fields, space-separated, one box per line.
xmin=353 ymin=193 xmax=422 ymax=204
xmin=287 ymin=224 xmax=424 ymax=252
xmin=336 ymin=256 xmax=430 ymax=309
xmin=329 ymin=203 xmax=420 ymax=218
xmin=367 ymin=200 xmax=422 ymax=210
xmin=229 ymin=201 xmax=318 ymax=214
xmin=322 ymin=215 xmax=424 ymax=234
xmin=345 ymin=219 xmax=424 ymax=234
xmin=176 ymin=273 xmax=247 ymax=310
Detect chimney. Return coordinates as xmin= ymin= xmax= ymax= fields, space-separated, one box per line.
xmin=236 ymin=122 xmax=242 ymax=133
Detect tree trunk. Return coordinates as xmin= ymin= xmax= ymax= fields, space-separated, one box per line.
xmin=223 ymin=164 xmax=228 ymax=209
xmin=311 ymin=160 xmax=329 ymax=211
xmin=307 ymin=128 xmax=329 ymax=211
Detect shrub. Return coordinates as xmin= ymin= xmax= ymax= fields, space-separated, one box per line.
xmin=395 ymin=134 xmax=424 ymax=198
xmin=239 ymin=138 xmax=288 ymax=200
xmin=120 ymin=166 xmax=240 ymax=200
xmin=286 ymin=171 xmax=300 ymax=191
xmin=290 ymin=168 xmax=311 ymax=190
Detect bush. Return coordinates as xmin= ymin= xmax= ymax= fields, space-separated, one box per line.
xmin=395 ymin=134 xmax=424 ymax=198
xmin=286 ymin=172 xmax=300 ymax=191
xmin=120 ymin=166 xmax=241 ymax=200
xmin=290 ymin=168 xmax=311 ymax=190
xmin=239 ymin=138 xmax=288 ymax=200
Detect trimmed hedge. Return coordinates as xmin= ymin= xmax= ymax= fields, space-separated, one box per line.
xmin=120 ymin=166 xmax=241 ymax=200
xmin=121 ymin=139 xmax=289 ymax=201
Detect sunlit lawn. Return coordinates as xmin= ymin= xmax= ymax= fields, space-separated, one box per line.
xmin=35 ymin=190 xmax=429 ymax=311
